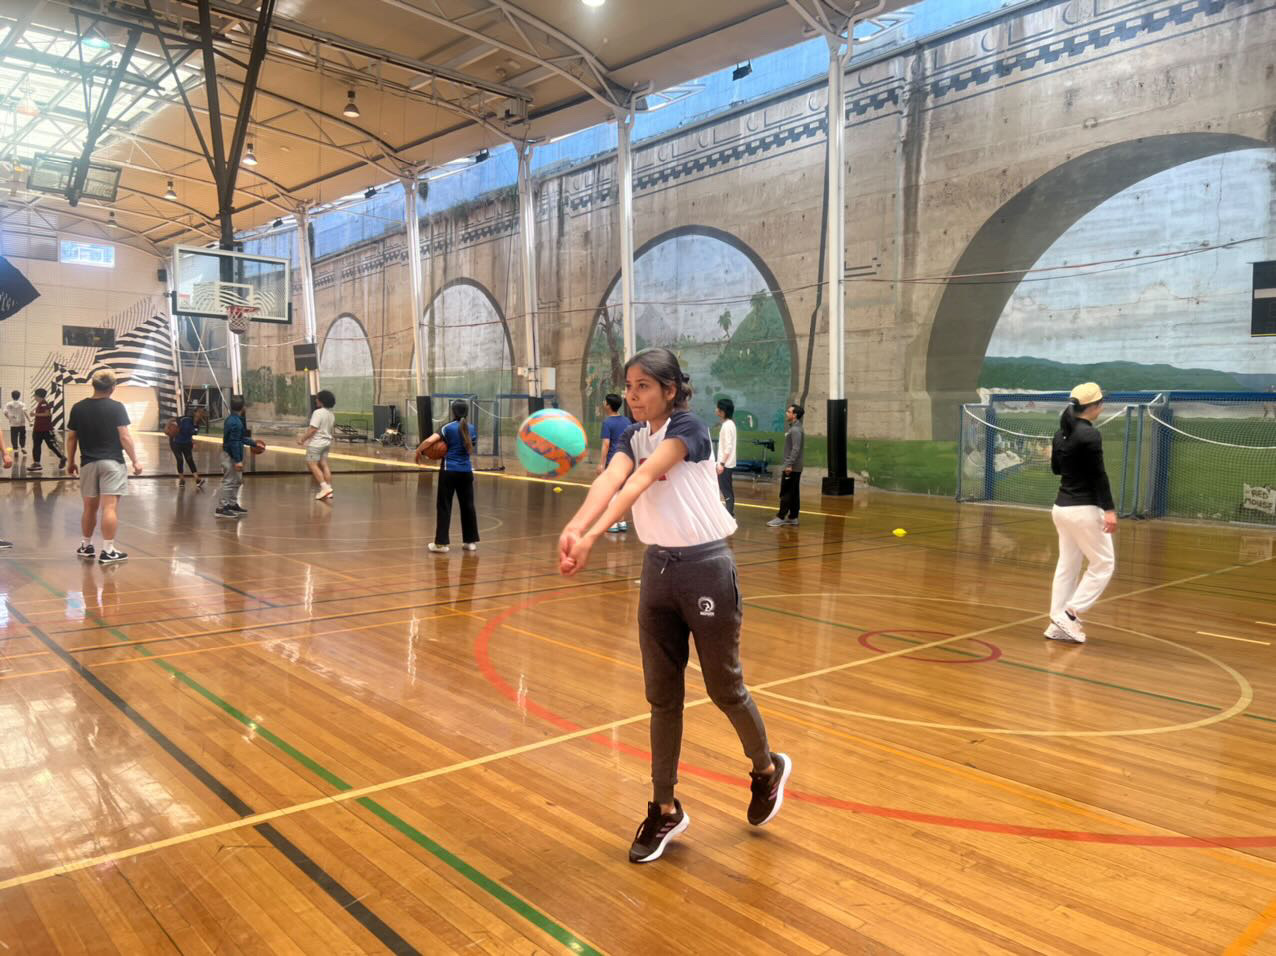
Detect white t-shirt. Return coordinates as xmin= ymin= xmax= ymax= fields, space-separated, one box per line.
xmin=307 ymin=407 xmax=335 ymax=448
xmin=613 ymin=411 xmax=737 ymax=547
xmin=3 ymin=400 xmax=28 ymax=427
xmin=716 ymin=418 xmax=737 ymax=469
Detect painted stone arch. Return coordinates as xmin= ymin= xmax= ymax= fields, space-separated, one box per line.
xmin=320 ymin=313 xmax=375 ymax=416
xmin=414 ymin=278 xmax=515 ymax=397
xmin=925 ymin=132 xmax=1269 ymax=438
xmin=582 ymin=226 xmax=798 ymax=433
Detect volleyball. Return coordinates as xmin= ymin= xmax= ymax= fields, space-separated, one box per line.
xmin=516 ymin=409 xmax=587 ymax=477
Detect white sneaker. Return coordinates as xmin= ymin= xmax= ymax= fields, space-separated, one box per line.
xmin=316 ymin=484 xmax=333 ymax=500
xmin=607 ymin=523 xmax=624 ymax=534
xmin=785 ymin=518 xmax=800 ymax=526
xmin=1048 ymin=613 xmax=1087 ymax=643
xmin=462 ymin=543 xmax=477 ymax=552
xmin=427 ymin=543 xmax=449 ymax=554
xmin=766 ymin=517 xmax=786 ymax=527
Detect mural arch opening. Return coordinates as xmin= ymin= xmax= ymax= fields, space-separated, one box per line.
xmin=417 ymin=279 xmax=514 ymax=397
xmin=582 ymin=227 xmax=796 ymax=435
xmin=320 ymin=314 xmax=375 ymax=419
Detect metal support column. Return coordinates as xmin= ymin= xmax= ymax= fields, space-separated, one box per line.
xmin=402 ymin=174 xmax=432 ymax=439
xmin=616 ymin=107 xmax=637 ymax=359
xmin=165 ymin=264 xmax=186 ymax=415
xmin=228 ymin=327 xmax=244 ymax=399
xmin=822 ymin=38 xmax=855 ymax=495
xmin=517 ymin=144 xmax=542 ymax=401
xmin=294 ymin=205 xmax=321 ymax=398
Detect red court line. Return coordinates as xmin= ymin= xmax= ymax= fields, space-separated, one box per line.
xmin=473 ymin=593 xmax=1276 ymax=849
xmin=858 ymin=629 xmax=1002 ymax=665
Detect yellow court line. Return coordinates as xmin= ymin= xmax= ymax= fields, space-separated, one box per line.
xmin=1226 ymin=899 xmax=1276 ymax=956
xmin=2 ymin=547 xmax=1268 ymax=892
xmin=176 ymin=432 xmax=858 ymax=520
xmin=1198 ymin=631 xmax=1271 ymax=646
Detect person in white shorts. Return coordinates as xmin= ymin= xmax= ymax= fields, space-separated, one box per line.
xmin=298 ymin=389 xmax=336 ymax=500
xmin=65 ymin=369 xmax=143 ymax=565
xmin=1045 ymin=382 xmax=1117 ymax=644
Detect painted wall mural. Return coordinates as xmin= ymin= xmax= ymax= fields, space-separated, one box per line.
xmin=420 ymin=280 xmax=513 ymax=398
xmin=983 ymin=148 xmax=1276 ymax=393
xmin=320 ymin=314 xmax=375 ymax=416
xmin=583 ymin=230 xmax=795 ymax=433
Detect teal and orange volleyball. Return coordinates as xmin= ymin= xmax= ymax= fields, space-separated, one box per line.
xmin=516 ymin=409 xmax=588 ymax=478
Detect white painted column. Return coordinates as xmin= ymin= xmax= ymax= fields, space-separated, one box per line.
xmin=517 ymin=144 xmax=542 ymax=399
xmin=616 ymin=107 xmax=637 ymax=359
xmin=294 ymin=205 xmax=321 ymax=395
xmin=825 ymin=38 xmax=847 ymax=403
xmin=228 ymin=325 xmax=244 ymax=397
xmin=164 ymin=261 xmax=186 ymax=414
xmin=402 ymin=175 xmax=428 ymax=399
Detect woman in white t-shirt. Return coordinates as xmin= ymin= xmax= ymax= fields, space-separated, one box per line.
xmin=297 ymin=389 xmax=336 ymax=500
xmin=559 ymin=347 xmax=790 ymax=865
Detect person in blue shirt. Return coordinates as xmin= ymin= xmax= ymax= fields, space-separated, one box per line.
xmin=216 ymin=398 xmax=258 ymax=519
xmin=598 ymin=392 xmax=632 ymax=533
xmin=172 ymin=405 xmax=206 ymax=490
xmin=417 ymin=399 xmax=480 ymax=554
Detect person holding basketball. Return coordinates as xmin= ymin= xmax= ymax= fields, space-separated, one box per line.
xmin=417 ymin=399 xmax=479 ymax=554
xmin=1045 ymin=382 xmax=1117 ymax=644
xmin=215 ymin=398 xmax=259 ymax=519
xmin=558 ymin=347 xmax=790 ymax=864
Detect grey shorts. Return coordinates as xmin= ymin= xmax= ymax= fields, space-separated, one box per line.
xmin=305 ymin=444 xmax=331 ymax=463
xmin=80 ymin=459 xmax=129 ymax=497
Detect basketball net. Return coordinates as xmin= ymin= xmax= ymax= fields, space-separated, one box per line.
xmin=227 ymin=304 xmax=258 ymax=336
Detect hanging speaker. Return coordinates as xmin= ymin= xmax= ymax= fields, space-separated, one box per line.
xmin=157 ymin=267 xmax=167 ymax=283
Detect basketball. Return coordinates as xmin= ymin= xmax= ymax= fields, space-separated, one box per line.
xmin=421 ymin=437 xmax=446 ymax=461
xmin=252 ymin=440 xmax=266 ymax=455
xmin=516 ymin=409 xmax=587 ymax=477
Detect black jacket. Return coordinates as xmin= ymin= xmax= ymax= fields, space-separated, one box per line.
xmin=1051 ymin=418 xmax=1115 ymax=512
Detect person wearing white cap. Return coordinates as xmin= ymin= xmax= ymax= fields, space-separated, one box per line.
xmin=1045 ymin=382 xmax=1116 ymax=643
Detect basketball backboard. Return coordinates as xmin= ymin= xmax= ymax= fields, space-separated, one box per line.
xmin=172 ymin=245 xmax=292 ymax=324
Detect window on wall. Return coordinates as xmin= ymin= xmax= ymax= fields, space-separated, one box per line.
xmin=59 ymin=239 xmax=115 ymax=268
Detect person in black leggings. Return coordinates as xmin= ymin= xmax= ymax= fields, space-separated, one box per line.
xmin=416 ymin=399 xmax=479 ymax=554
xmin=172 ymin=406 xmax=206 ymax=488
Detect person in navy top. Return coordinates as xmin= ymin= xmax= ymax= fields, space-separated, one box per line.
xmin=598 ymin=392 xmax=633 ymax=533
xmin=418 ymin=399 xmax=480 ymax=554
xmin=171 ymin=405 xmax=205 ymax=489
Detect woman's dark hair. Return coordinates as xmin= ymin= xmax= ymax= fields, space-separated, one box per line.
xmin=717 ymin=397 xmax=735 ymax=419
xmin=316 ymin=389 xmax=336 ymax=409
xmin=450 ymin=398 xmax=474 ymax=454
xmin=624 ymin=347 xmax=692 ymax=411
xmin=1059 ymin=398 xmax=1099 ymax=437
xmin=604 ymin=393 xmax=622 ymax=413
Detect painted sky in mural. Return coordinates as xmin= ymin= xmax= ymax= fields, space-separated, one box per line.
xmin=321 ymin=315 xmax=375 ymax=413
xmin=585 ymin=233 xmax=793 ymax=431
xmin=984 ymin=148 xmax=1276 ymax=391
xmin=420 ymin=282 xmax=512 ymax=397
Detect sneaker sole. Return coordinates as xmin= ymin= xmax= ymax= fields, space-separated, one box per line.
xmin=752 ymin=754 xmax=793 ymax=827
xmin=76 ymin=552 xmax=94 ymax=559
xmin=1048 ymin=615 xmax=1087 ymax=643
xmin=215 ymin=512 xmax=241 ymax=519
xmin=629 ymin=812 xmax=691 ymax=864
xmin=98 ymin=557 xmax=127 ymax=565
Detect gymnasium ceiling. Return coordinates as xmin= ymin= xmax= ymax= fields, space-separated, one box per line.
xmin=0 ymin=0 xmax=905 ymax=255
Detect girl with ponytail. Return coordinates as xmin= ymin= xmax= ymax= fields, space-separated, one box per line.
xmin=1046 ymin=382 xmax=1117 ymax=643
xmin=418 ymin=398 xmax=479 ymax=553
xmin=557 ymin=347 xmax=790 ymax=864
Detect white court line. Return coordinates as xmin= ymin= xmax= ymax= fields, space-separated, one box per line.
xmin=1257 ymin=621 xmax=1276 ymax=629
xmin=0 ymin=550 xmax=1270 ymax=891
xmin=1198 ymin=631 xmax=1271 ymax=646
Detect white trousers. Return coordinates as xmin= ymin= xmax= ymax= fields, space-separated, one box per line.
xmin=1050 ymin=505 xmax=1115 ymax=618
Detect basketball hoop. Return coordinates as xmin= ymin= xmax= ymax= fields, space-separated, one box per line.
xmin=227 ymin=305 xmax=258 ymax=335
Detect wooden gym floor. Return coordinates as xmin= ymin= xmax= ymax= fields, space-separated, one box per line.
xmin=1 ymin=434 xmax=1275 ymax=955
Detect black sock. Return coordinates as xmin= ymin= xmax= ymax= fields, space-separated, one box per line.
xmin=1065 ymin=610 xmax=1078 ymax=621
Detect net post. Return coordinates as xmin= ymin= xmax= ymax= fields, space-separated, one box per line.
xmin=982 ymin=403 xmax=997 ymax=501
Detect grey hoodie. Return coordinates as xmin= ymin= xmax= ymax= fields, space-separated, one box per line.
xmin=782 ymin=420 xmax=804 ymax=471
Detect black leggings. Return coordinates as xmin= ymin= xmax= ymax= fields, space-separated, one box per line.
xmin=170 ymin=441 xmax=197 ymax=474
xmin=32 ymin=431 xmax=63 ymax=464
xmin=435 ymin=470 xmax=479 ymax=546
xmin=9 ymin=426 xmax=25 ymax=450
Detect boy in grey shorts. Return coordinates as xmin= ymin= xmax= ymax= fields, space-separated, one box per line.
xmin=298 ymin=389 xmax=336 ymax=500
xmin=65 ymin=369 xmax=143 ymax=564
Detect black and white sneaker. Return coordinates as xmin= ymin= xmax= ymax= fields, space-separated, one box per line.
xmin=28 ymin=463 xmax=42 ymax=471
xmin=75 ymin=543 xmax=95 ymax=559
xmin=747 ymin=752 xmax=792 ymax=826
xmin=628 ymin=800 xmax=690 ymax=864
xmin=0 ymin=539 xmax=13 ymax=550
xmin=98 ymin=549 xmax=128 ymax=565
xmin=215 ymin=506 xmax=241 ymax=519
xmin=229 ymin=503 xmax=249 ymax=515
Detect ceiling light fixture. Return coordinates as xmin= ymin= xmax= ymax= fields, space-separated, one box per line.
xmin=163 ymin=179 xmax=177 ymax=200
xmin=474 ymin=149 xmax=490 ymax=163
xmin=363 ymin=187 xmax=377 ymax=199
xmin=581 ymin=0 xmax=605 ymax=7
xmin=343 ymin=89 xmax=360 ymax=119
xmin=242 ymin=141 xmax=258 ymax=167
xmin=107 ymin=211 xmax=117 ymax=229
xmin=81 ymin=29 xmax=111 ymax=51
xmin=732 ymin=61 xmax=752 ymax=81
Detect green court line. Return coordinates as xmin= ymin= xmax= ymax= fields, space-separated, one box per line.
xmin=745 ymin=602 xmax=1276 ymax=724
xmin=11 ymin=563 xmax=599 ymax=956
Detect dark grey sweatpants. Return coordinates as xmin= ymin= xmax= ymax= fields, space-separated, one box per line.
xmin=639 ymin=540 xmax=771 ymax=804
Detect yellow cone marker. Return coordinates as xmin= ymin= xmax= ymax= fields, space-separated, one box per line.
xmin=892 ymin=528 xmax=907 ymax=537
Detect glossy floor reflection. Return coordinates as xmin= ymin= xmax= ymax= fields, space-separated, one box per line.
xmin=0 ymin=467 xmax=1274 ymax=954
